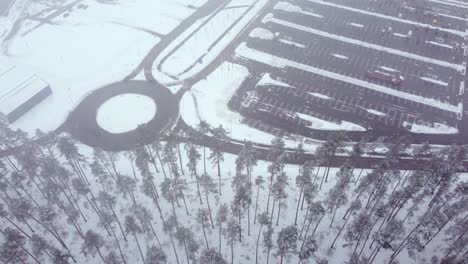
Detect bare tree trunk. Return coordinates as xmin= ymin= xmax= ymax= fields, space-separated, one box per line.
xmin=195 ymin=173 xmax=203 ymax=205
xmin=201 ymin=219 xmax=209 ymax=248
xmin=132 ymin=232 xmax=146 ymax=264
xmin=254 ymin=185 xmax=260 ymax=224
xmin=177 ymin=144 xmax=185 ymax=176
xmin=294 ymin=187 xmax=303 ymax=225
xmin=276 ymin=197 xmax=281 ymax=226
xmin=203 ymin=191 xmax=214 ymax=229
xmin=255 ymin=224 xmax=263 ymax=264
xmin=217 ymin=157 xmax=222 ymax=195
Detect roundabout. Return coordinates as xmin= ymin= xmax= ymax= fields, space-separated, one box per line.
xmin=64 ymin=80 xmax=178 ymax=151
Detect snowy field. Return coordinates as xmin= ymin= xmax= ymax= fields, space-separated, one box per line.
xmin=1 ymin=126 xmax=467 ymax=264
xmin=0 ymin=0 xmax=206 ymax=135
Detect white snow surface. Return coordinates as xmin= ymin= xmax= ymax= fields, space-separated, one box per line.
xmin=332 ymin=53 xmax=349 ymax=59
xmin=235 ymin=43 xmax=460 ymax=113
xmin=297 ymin=112 xmax=366 ymax=131
xmin=181 ymin=62 xmax=277 ymax=144
xmin=96 ymin=93 xmax=156 ymax=134
xmin=393 ymin=32 xmax=408 ymax=38
xmin=0 ymin=0 xmax=207 ymax=135
xmin=257 ymin=72 xmax=293 ymax=88
xmin=278 ymin=38 xmax=306 ymax=48
xmin=308 ymin=92 xmax=333 ymax=100
xmin=366 ymin=108 xmax=387 ymax=116
xmin=426 ymin=40 xmax=454 ymax=49
xmin=249 ymin=27 xmax=274 ymax=40
xmin=275 ymin=1 xmax=323 ymax=18
xmin=348 ymin=22 xmax=364 ymax=28
xmin=407 ymin=122 xmax=459 ymax=134
xmin=420 ymin=76 xmax=449 ymax=86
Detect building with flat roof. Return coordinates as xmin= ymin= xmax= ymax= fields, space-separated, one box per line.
xmin=0 ymin=63 xmax=52 ymax=123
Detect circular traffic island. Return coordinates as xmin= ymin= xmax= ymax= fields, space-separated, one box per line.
xmin=97 ymin=93 xmax=157 ymax=134
xmin=64 ymin=80 xmax=178 ymax=151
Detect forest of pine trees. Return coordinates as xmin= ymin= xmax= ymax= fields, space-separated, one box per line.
xmin=0 ymin=122 xmax=467 ymax=264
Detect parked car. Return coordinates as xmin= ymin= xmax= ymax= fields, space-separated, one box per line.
xmin=366 ymin=69 xmax=404 ymax=86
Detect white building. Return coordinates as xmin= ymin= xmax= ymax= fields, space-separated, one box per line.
xmin=0 ymin=62 xmax=52 ymax=123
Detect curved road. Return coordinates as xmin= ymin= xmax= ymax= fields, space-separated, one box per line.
xmin=62 ymin=80 xmax=178 ymax=151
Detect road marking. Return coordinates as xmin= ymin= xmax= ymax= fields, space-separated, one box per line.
xmin=427 ymin=0 xmax=468 ymax=9
xmin=303 ymin=0 xmax=467 ymax=37
xmin=235 ymin=42 xmax=460 ymax=113
xmin=263 ymin=15 xmax=465 ymax=71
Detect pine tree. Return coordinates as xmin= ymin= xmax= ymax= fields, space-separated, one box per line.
xmin=271 ymin=172 xmax=289 ymax=226
xmin=162 ymin=215 xmax=180 ymax=264
xmin=276 ymin=225 xmax=298 ymax=264
xmin=185 ymin=142 xmax=203 ymax=204
xmin=200 ymin=173 xmax=217 ymax=228
xmin=224 ymin=218 xmax=241 ymax=264
xmin=256 ymin=212 xmax=270 ymax=264
xmin=105 ymin=251 xmax=122 ymax=264
xmin=231 ymin=174 xmax=252 ymax=239
xmin=81 ymin=230 xmax=106 ymax=263
xmin=50 ymin=249 xmax=72 ymax=264
xmin=216 ymin=204 xmax=229 ymax=253
xmin=146 ymin=246 xmax=167 ymax=264
xmin=116 ymin=174 xmax=137 ymax=206
xmin=298 ymin=236 xmax=317 ymax=264
xmin=0 ymin=228 xmax=38 ymax=264
xmin=30 ymin=234 xmax=51 ymax=260
xmin=209 ymin=125 xmax=228 ymax=195
xmin=295 ymin=163 xmax=313 ymax=225
xmin=199 ymin=248 xmax=227 ymax=264
xmin=124 ymin=215 xmax=145 ymax=264
xmin=263 ymin=223 xmax=274 ymax=264
xmin=197 ymin=208 xmax=211 ymax=248
xmin=253 ymin=175 xmax=265 ymax=224
xmin=175 ymin=226 xmax=199 ymax=264
xmin=197 ymin=121 xmax=211 ymax=174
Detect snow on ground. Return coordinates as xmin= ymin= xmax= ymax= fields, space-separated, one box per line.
xmin=365 ymin=108 xmax=387 ymax=116
xmin=0 ymin=0 xmax=205 ymax=135
xmin=297 ymin=112 xmax=366 ymax=131
xmin=348 ymin=22 xmax=364 ymax=28
xmin=274 ymin=1 xmax=324 ymax=18
xmin=426 ymin=40 xmax=454 ymax=49
xmin=332 ymin=53 xmax=349 ymax=60
xmin=278 ymin=38 xmax=306 ymax=48
xmin=257 ymin=72 xmax=293 ymax=87
xmin=406 ymin=121 xmax=459 ymax=134
xmin=274 ymin=1 xmax=303 ymax=13
xmin=331 ymin=53 xmax=349 ymax=60
xmin=96 ymin=93 xmax=156 ymax=134
xmin=263 ymin=14 xmax=465 ymax=71
xmin=155 ymin=0 xmax=268 ymax=81
xmin=308 ymin=92 xmax=333 ymax=100
xmin=180 ymin=62 xmax=311 ymax=149
xmin=249 ymin=27 xmax=274 ymax=40
xmin=420 ymin=76 xmax=449 ymax=86
xmin=180 ymin=62 xmax=277 ymax=145
xmin=380 ymin=66 xmax=400 ymax=72
xmin=393 ymin=32 xmax=408 ymax=38
xmin=235 ymin=42 xmax=461 ymax=113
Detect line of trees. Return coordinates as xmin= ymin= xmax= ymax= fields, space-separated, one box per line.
xmin=0 ymin=122 xmax=467 ymax=264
